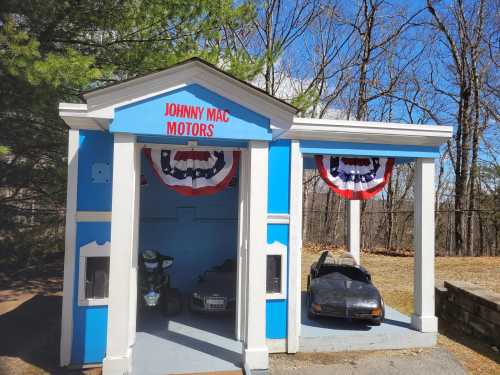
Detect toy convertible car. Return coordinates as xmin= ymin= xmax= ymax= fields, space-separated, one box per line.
xmin=306 ymin=251 xmax=385 ymax=325
xmin=190 ymin=259 xmax=236 ymax=313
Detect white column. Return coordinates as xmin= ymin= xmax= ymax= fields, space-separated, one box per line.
xmin=103 ymin=134 xmax=140 ymax=375
xmin=411 ymin=158 xmax=438 ymax=332
xmin=287 ymin=140 xmax=302 ymax=353
xmin=347 ymin=200 xmax=361 ymax=264
xmin=60 ymin=129 xmax=79 ymax=366
xmin=243 ymin=141 xmax=269 ymax=371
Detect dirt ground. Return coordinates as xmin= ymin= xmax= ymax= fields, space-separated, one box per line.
xmin=0 ymin=251 xmax=499 ymax=375
xmin=301 ymin=245 xmax=500 ymax=375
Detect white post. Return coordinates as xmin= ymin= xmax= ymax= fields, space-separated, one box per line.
xmin=287 ymin=140 xmax=302 ymax=353
xmin=103 ymin=134 xmax=140 ymax=375
xmin=60 ymin=129 xmax=79 ymax=366
xmin=411 ymin=158 xmax=438 ymax=333
xmin=347 ymin=200 xmax=361 ymax=264
xmin=243 ymin=141 xmax=269 ymax=371
xmin=236 ymin=149 xmax=249 ymax=342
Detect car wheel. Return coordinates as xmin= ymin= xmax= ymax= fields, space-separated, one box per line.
xmin=370 ymin=318 xmax=382 ymax=326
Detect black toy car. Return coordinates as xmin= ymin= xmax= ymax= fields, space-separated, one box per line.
xmin=307 ymin=251 xmax=385 ymax=325
xmin=190 ymin=259 xmax=236 ymax=313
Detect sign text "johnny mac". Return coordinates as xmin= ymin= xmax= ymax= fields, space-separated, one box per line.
xmin=165 ymin=103 xmax=230 ymax=138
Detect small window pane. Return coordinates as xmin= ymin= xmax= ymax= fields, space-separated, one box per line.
xmin=266 ymin=255 xmax=281 ymax=293
xmin=85 ymin=257 xmax=110 ymax=299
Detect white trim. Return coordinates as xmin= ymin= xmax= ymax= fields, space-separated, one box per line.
xmin=266 ymin=241 xmax=287 ymax=300
xmin=68 ymin=61 xmax=295 ymax=132
xmin=267 ymin=339 xmax=286 ymax=353
xmin=243 ymin=141 xmax=269 ymax=371
xmin=347 ymin=200 xmax=361 ymax=265
xmin=77 ymin=241 xmax=111 ymax=307
xmin=59 ymin=103 xmax=108 ymax=131
xmin=236 ymin=149 xmax=249 ymax=341
xmin=267 ymin=213 xmax=290 ymax=224
xmin=287 ymin=140 xmax=303 ymax=353
xmin=411 ymin=158 xmax=438 ymax=333
xmin=103 ymin=134 xmax=140 ymax=374
xmin=76 ymin=211 xmax=112 ymax=222
xmin=139 ymin=143 xmax=243 ymax=152
xmin=60 ymin=129 xmax=79 ymax=366
xmin=283 ymin=117 xmax=453 ymax=147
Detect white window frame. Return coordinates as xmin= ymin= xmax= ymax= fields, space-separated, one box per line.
xmin=266 ymin=241 xmax=287 ymax=300
xmin=78 ymin=241 xmax=111 ymax=306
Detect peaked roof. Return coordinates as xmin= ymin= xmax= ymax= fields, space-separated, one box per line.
xmin=83 ymin=57 xmax=298 ymax=113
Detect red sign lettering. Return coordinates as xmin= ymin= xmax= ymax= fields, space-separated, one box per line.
xmin=165 ymin=102 xmax=229 ymax=138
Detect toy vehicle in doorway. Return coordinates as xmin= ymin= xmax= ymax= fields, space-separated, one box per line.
xmin=306 ymin=251 xmax=385 ymax=325
xmin=190 ymin=259 xmax=236 ymax=313
xmin=138 ymin=250 xmax=182 ymax=316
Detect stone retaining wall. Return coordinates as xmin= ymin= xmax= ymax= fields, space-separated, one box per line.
xmin=436 ymin=280 xmax=500 ymax=347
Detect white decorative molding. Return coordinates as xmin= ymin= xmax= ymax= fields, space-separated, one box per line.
xmin=266 ymin=241 xmax=287 ymax=300
xmin=412 ymin=158 xmax=438 ymax=333
xmin=267 ymin=213 xmax=290 ymax=224
xmin=78 ymin=241 xmax=111 ymax=307
xmin=287 ymin=140 xmax=303 ymax=354
xmin=60 ymin=129 xmax=79 ymax=366
xmin=243 ymin=141 xmax=269 ymax=371
xmin=267 ymin=339 xmax=287 ymax=353
xmin=76 ymin=211 xmax=112 ymax=222
xmin=283 ymin=117 xmax=453 ymax=147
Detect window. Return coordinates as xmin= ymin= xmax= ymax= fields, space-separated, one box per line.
xmin=267 ymin=255 xmax=282 ymax=293
xmin=85 ymin=257 xmax=109 ymax=299
xmin=78 ymin=241 xmax=110 ymax=306
xmin=266 ymin=241 xmax=287 ymax=299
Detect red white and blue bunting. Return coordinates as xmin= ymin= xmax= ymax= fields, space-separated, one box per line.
xmin=315 ymin=156 xmax=394 ymax=200
xmin=144 ymin=148 xmax=240 ymax=196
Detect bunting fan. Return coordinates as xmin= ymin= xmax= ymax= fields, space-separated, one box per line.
xmin=144 ymin=148 xmax=239 ymax=196
xmin=315 ymin=155 xmax=394 ymax=200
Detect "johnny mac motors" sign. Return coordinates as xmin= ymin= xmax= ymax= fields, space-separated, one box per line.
xmin=165 ymin=102 xmax=230 ymax=138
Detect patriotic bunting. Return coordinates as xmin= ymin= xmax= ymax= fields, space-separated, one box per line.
xmin=315 ymin=156 xmax=394 ymax=200
xmin=144 ymin=148 xmax=239 ymax=196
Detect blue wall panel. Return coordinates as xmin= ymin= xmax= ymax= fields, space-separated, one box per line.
xmin=112 ymin=84 xmax=271 ymax=141
xmin=267 ymin=224 xmax=289 ymax=246
xmin=77 ymin=130 xmax=114 ymax=211
xmin=72 ymin=222 xmax=110 ymax=364
xmin=300 ymin=140 xmax=440 ymax=158
xmin=268 ymin=140 xmax=291 ymax=214
xmin=266 ymin=300 xmax=288 ymax=339
xmin=139 ymin=154 xmax=239 ymax=292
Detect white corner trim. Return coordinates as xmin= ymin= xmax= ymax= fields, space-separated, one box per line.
xmin=59 ymin=103 xmax=108 ymax=131
xmin=76 ymin=211 xmax=112 ymax=222
xmin=60 ymin=129 xmax=79 ymax=366
xmin=77 ymin=241 xmax=111 ymax=307
xmin=267 ymin=213 xmax=290 ymax=224
xmin=267 ymin=339 xmax=287 ymax=353
xmin=266 ymin=241 xmax=287 ymax=300
xmin=287 ymin=140 xmax=303 ymax=353
xmin=282 ymin=117 xmax=453 ymax=147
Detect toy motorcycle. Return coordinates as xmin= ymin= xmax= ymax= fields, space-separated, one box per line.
xmin=138 ymin=250 xmax=182 ymax=316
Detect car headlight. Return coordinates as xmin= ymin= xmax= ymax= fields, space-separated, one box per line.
xmin=371 ymin=307 xmax=383 ymax=317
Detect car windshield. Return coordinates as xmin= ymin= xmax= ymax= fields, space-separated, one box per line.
xmin=318 ymin=265 xmax=369 ymax=282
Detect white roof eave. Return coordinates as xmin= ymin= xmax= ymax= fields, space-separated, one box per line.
xmin=280 ymin=117 xmax=453 ymax=147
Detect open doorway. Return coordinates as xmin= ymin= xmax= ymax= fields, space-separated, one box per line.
xmin=133 ymin=145 xmax=244 ymax=375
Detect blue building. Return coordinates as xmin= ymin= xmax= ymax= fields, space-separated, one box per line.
xmin=59 ymin=58 xmax=452 ymax=375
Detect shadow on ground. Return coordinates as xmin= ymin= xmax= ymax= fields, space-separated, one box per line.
xmin=438 ymin=322 xmax=500 ymax=365
xmin=0 ymin=293 xmax=96 ymax=374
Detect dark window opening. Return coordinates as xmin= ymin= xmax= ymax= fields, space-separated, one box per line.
xmin=85 ymin=257 xmax=110 ymax=299
xmin=266 ymin=255 xmax=282 ymax=293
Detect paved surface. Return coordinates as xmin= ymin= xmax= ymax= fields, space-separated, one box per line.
xmin=270 ymin=348 xmax=468 ymax=375
xmin=301 ymin=297 xmax=436 ymax=352
xmin=133 ymin=309 xmax=242 ymax=375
